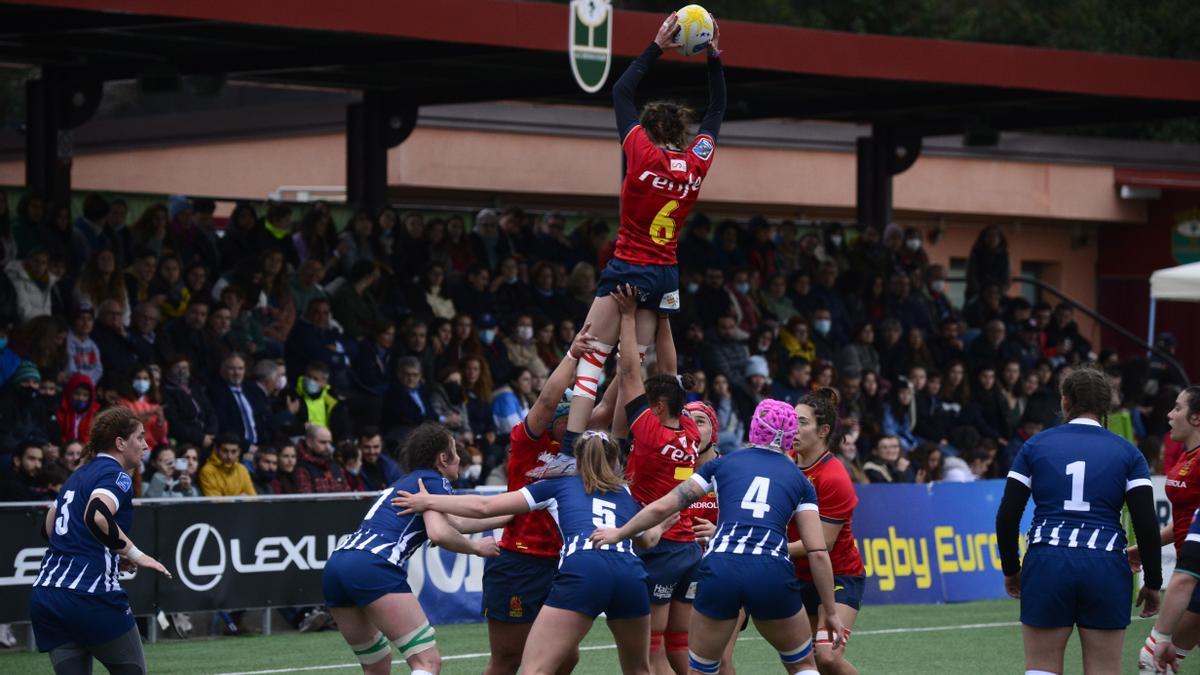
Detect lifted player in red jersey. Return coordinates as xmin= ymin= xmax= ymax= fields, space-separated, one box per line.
xmin=1130 ymin=386 xmax=1200 ymax=675
xmin=788 ymin=388 xmax=866 ymax=675
xmin=535 ymin=13 xmax=725 ymax=480
xmin=613 ymin=285 xmax=701 ymax=675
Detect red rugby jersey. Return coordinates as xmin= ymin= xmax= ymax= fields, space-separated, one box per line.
xmin=790 ymin=451 xmax=865 ymax=579
xmin=615 ymin=126 xmax=716 ymax=267
xmin=499 ymin=422 xmax=562 ymax=558
xmin=1166 ymin=448 xmax=1200 ymax=556
xmin=626 ymin=395 xmax=701 ymax=542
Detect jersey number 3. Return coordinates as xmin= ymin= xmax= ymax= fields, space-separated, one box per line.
xmin=54 ymin=490 xmax=75 ymax=535
xmin=650 ymin=200 xmax=680 ymax=246
xmin=1063 ymin=461 xmax=1091 ymax=512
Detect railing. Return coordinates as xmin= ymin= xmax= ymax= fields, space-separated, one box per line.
xmin=951 ymin=274 xmax=1189 ymax=384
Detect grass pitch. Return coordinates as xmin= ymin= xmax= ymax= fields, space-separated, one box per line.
xmin=0 ymin=599 xmax=1154 ymax=674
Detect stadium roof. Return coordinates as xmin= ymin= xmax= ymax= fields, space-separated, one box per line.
xmin=3 ymin=0 xmax=1200 ymax=136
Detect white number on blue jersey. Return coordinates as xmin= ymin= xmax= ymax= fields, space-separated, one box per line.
xmin=365 ymin=488 xmax=396 ymax=520
xmin=740 ymin=477 xmax=772 ymax=519
xmin=54 ymin=490 xmax=75 ymax=535
xmin=1063 ymin=461 xmax=1091 ymax=512
xmin=592 ymin=498 xmax=617 ymax=528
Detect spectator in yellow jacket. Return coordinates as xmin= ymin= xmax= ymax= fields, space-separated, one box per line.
xmin=199 ymin=433 xmax=256 ymax=496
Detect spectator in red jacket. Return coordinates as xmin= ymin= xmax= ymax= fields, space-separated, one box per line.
xmin=57 ymin=373 xmax=99 ymax=444
xmin=293 ymin=423 xmax=347 ymax=493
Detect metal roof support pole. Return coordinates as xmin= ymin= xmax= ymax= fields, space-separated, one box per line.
xmin=25 ymin=72 xmax=69 ymax=208
xmin=347 ymin=92 xmax=418 ymax=215
xmin=856 ymin=126 xmax=922 ymax=229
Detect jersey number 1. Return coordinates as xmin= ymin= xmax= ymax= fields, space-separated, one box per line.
xmin=650 ymin=200 xmax=680 ymax=246
xmin=740 ymin=477 xmax=772 ymax=519
xmin=1063 ymin=461 xmax=1091 ymax=512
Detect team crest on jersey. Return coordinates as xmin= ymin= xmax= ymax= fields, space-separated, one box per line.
xmin=116 ymin=472 xmax=132 ymax=492
xmin=509 ymin=595 xmax=524 ymax=618
xmin=669 ymin=158 xmax=687 ymax=173
xmin=692 ymin=137 xmax=713 ymax=160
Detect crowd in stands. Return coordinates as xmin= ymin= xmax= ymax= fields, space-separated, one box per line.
xmin=0 ymin=190 xmax=1188 ymax=505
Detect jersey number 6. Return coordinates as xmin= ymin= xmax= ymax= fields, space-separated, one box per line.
xmin=650 ymin=200 xmax=680 ymax=246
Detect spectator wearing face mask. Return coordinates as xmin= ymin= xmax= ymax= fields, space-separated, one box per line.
xmin=117 ymin=365 xmax=169 ymax=449
xmin=502 ymin=313 xmax=549 ymax=379
xmin=57 ymin=372 xmax=99 ymax=445
xmin=0 ymin=362 xmax=56 ymax=450
xmin=292 ymin=360 xmax=351 ymax=442
xmin=896 ymin=226 xmax=929 ymax=273
xmin=335 ymin=442 xmax=368 ymax=492
xmin=810 ymin=307 xmax=840 ymax=360
xmin=475 ymin=312 xmax=512 ymax=384
xmin=725 ymin=267 xmax=761 ymax=336
xmin=251 ymin=447 xmax=281 ymax=495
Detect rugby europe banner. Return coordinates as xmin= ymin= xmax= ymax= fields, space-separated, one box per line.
xmin=853 ymin=480 xmax=1035 ymax=605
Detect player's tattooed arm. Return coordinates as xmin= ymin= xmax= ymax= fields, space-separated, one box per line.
xmin=673 ymin=479 xmax=704 ymax=510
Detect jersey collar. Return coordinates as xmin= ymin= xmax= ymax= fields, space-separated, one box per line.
xmin=95 ymin=452 xmax=122 ymax=465
xmin=1067 ymin=417 xmax=1102 ymax=427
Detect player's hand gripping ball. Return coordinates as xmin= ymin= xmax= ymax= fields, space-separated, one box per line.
xmin=674 ymin=4 xmax=714 ymax=56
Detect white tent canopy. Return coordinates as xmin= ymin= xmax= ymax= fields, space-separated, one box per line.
xmin=1147 ymin=261 xmax=1200 ymax=352
xmin=1151 ymin=261 xmax=1200 ymax=301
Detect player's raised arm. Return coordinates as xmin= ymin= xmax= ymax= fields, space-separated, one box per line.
xmin=697 ymin=16 xmax=726 ymax=141
xmin=526 ymin=322 xmax=598 ymax=436
xmin=612 ymin=285 xmax=646 ymax=407
xmin=613 ymin=14 xmax=679 ymax=141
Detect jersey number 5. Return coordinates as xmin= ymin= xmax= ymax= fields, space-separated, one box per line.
xmin=650 ymin=200 xmax=680 ymax=246
xmin=740 ymin=477 xmax=772 ymax=519
xmin=592 ymin=499 xmax=618 ymax=528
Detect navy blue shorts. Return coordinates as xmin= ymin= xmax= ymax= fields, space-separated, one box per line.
xmin=1020 ymin=545 xmax=1132 ymax=630
xmin=1189 ymin=576 xmax=1200 ymax=615
xmin=482 ymin=548 xmax=559 ymax=624
xmin=693 ymin=554 xmax=805 ymax=622
xmin=596 ymin=258 xmax=681 ymax=315
xmin=545 ymin=552 xmax=649 ymax=620
xmin=322 ymin=549 xmax=411 ymax=608
xmin=799 ymin=575 xmax=866 ymax=616
xmin=639 ymin=538 xmax=702 ymax=605
xmin=30 ymin=587 xmax=135 ymax=652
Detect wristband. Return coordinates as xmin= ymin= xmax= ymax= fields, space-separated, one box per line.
xmin=1152 ymin=628 xmax=1172 ymax=642
xmin=126 ymin=546 xmax=144 ymax=563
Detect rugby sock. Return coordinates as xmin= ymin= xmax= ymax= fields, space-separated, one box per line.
xmin=1025 ymin=671 xmax=1057 ymax=675
xmin=412 ymin=671 xmax=434 ymax=675
xmin=1176 ymin=645 xmax=1190 ymax=665
xmin=665 ymin=631 xmax=688 ymax=653
xmin=687 ymin=650 xmax=720 ymax=675
xmin=650 ymin=631 xmax=665 ymax=653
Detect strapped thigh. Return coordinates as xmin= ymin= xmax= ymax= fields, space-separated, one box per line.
xmin=393 ymin=621 xmax=436 ymax=659
xmin=350 ymin=631 xmax=392 ymax=665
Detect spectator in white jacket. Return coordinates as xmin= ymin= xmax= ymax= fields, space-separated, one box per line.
xmin=5 ymin=249 xmax=58 ymax=321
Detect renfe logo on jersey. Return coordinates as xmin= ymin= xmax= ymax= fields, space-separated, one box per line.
xmin=693 ymin=137 xmax=714 ymax=160
xmin=670 ymin=158 xmax=687 ymax=173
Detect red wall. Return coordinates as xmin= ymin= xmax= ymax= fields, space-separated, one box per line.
xmin=1097 ymin=190 xmax=1200 ymax=381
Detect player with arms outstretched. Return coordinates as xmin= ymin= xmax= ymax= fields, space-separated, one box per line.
xmin=394 ymin=431 xmax=669 ymax=675
xmin=1132 ymin=385 xmax=1200 ymax=674
xmin=593 ymin=397 xmax=845 ymax=675
xmin=322 ymin=423 xmax=506 ymax=675
xmin=536 ymin=11 xmax=725 ymax=479
xmin=30 ymin=407 xmax=173 ymax=675
xmin=787 ymin=388 xmax=865 ymax=675
xmin=995 ymin=367 xmax=1162 ymax=675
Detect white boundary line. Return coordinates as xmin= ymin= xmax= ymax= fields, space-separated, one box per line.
xmin=213 ymin=620 xmax=1034 ymax=675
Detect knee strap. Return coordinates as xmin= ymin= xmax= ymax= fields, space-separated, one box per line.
xmin=649 ymin=630 xmax=665 ymax=653
xmin=688 ymin=650 xmax=720 ymax=675
xmin=572 ymin=340 xmax=613 ymax=401
xmin=665 ymin=630 xmax=688 ymax=652
xmin=350 ymin=631 xmax=392 ymax=665
xmin=814 ymin=627 xmax=850 ymax=646
xmin=394 ymin=622 xmax=436 ymax=659
xmin=780 ymin=638 xmax=813 ymax=665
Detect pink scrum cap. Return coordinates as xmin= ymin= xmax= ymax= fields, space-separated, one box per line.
xmin=748 ymin=398 xmax=798 ymax=452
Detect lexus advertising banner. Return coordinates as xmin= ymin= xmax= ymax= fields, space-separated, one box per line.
xmin=0 ymin=494 xmax=499 ymax=625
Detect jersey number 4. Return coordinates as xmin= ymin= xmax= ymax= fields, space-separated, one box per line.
xmin=1063 ymin=461 xmax=1092 ymax=512
xmin=650 ymin=200 xmax=680 ymax=246
xmin=740 ymin=477 xmax=772 ymax=519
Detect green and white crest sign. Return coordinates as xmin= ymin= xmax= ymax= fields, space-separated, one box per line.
xmin=569 ymin=0 xmax=613 ymax=93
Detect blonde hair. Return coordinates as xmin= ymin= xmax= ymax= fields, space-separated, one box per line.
xmin=576 ymin=431 xmax=623 ymax=495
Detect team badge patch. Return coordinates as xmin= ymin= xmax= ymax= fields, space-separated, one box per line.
xmin=692 ymin=137 xmax=713 ymax=160
xmin=659 ymin=290 xmax=680 ymax=310
xmin=116 ymin=472 xmax=133 ymax=492
xmin=670 ymin=158 xmax=687 ymax=173
xmin=509 ymin=595 xmax=524 ymax=618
